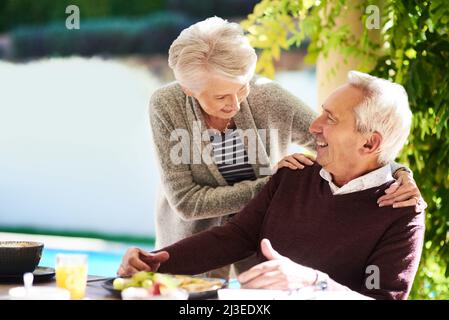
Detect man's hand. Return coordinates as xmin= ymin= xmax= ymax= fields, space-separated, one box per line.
xmin=117 ymin=247 xmax=169 ymax=277
xmin=377 ymin=170 xmax=427 ymax=212
xmin=237 ymin=239 xmax=316 ymax=290
xmin=275 ymin=153 xmax=315 ymax=172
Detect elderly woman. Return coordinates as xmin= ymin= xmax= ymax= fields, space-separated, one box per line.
xmin=118 ymin=17 xmax=425 ymax=279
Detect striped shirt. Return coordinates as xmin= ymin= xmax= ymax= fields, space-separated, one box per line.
xmin=209 ymin=129 xmax=256 ymax=185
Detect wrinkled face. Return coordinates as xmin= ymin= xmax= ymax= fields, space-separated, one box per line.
xmin=309 ymin=84 xmax=368 ymax=176
xmin=188 ymin=75 xmax=250 ymax=120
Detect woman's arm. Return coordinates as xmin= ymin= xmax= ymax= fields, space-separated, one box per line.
xmin=291 ymin=96 xmax=318 ymax=150
xmin=262 ymin=81 xmax=317 ymax=150
xmin=390 ymin=161 xmax=411 ymax=177
xmin=150 ymin=89 xmax=269 ymax=221
xmin=380 ymin=162 xmax=426 ymax=212
xmin=249 ymin=79 xmax=317 ymax=151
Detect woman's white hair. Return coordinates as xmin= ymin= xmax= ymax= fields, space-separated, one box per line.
xmin=168 ymin=17 xmax=257 ymax=93
xmin=348 ymin=70 xmax=412 ymax=165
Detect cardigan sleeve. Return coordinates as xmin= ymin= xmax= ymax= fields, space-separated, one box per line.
xmin=258 ymin=80 xmax=317 ymax=151
xmin=149 ymin=87 xmax=270 ymax=221
xmin=290 ymin=91 xmax=317 ymax=150
xmin=389 ymin=161 xmax=413 ymax=177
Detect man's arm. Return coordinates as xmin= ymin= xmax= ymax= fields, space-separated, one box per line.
xmin=157 ymin=171 xmax=282 ymax=275
xmin=118 ymin=170 xmax=283 ymax=277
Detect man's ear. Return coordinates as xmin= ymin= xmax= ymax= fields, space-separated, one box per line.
xmin=362 ymin=131 xmax=382 ymax=155
xmin=181 ymin=86 xmax=194 ymax=97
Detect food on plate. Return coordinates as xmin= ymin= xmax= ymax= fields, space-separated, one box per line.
xmin=112 ymin=271 xmax=223 ymax=296
xmin=173 ymin=274 xmax=223 ymax=292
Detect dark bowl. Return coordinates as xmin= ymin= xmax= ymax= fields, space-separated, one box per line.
xmin=0 ymin=241 xmax=44 ymax=275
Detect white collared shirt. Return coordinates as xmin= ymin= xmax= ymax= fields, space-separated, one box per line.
xmin=319 ymin=164 xmax=394 ymax=195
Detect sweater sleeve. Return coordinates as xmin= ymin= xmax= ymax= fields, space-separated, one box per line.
xmin=360 ymin=211 xmax=425 ymax=299
xmin=149 ymin=88 xmax=270 ymax=221
xmin=389 ymin=161 xmax=413 ymax=177
xmin=157 ymin=171 xmax=282 ymax=275
xmin=262 ymin=81 xmax=317 ymax=150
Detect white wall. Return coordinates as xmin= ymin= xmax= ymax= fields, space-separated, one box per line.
xmin=0 ymin=58 xmax=161 ymax=237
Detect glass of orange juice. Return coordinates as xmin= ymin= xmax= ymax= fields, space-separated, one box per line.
xmin=55 ymin=254 xmax=88 ymax=300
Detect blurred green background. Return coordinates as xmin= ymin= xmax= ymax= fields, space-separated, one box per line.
xmin=0 ymin=0 xmax=259 ymax=59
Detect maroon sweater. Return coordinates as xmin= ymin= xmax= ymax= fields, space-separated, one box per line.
xmin=158 ymin=164 xmax=425 ymax=299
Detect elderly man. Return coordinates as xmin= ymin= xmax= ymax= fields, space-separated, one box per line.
xmin=119 ymin=71 xmax=425 ymax=299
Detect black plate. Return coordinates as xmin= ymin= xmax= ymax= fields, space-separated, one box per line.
xmin=102 ymin=276 xmax=227 ymax=300
xmin=0 ymin=266 xmax=55 ymax=283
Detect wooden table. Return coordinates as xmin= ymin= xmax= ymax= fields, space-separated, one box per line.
xmin=0 ymin=275 xmax=118 ymax=300
xmin=1 ymin=276 xmax=372 ymax=300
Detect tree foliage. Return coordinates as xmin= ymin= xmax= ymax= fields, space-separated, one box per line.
xmin=0 ymin=0 xmax=166 ymax=32
xmin=242 ymin=0 xmax=449 ymax=299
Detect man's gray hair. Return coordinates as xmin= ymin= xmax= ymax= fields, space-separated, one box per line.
xmin=348 ymin=70 xmax=412 ymax=165
xmin=168 ymin=17 xmax=257 ymax=93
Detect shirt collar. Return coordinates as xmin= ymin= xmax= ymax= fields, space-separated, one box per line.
xmin=319 ymin=164 xmax=394 ymax=195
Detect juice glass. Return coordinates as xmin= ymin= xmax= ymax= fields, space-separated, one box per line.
xmin=55 ymin=254 xmax=88 ymax=300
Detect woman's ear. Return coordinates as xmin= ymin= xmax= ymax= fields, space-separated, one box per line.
xmin=181 ymin=86 xmax=194 ymax=97
xmin=362 ymin=131 xmax=382 ymax=154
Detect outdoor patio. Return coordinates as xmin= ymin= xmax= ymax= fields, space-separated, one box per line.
xmin=0 ymin=0 xmax=448 ymax=302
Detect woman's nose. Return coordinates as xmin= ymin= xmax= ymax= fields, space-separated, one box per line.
xmin=228 ymin=95 xmax=239 ymax=108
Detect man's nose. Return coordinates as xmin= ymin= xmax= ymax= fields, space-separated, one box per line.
xmin=309 ymin=117 xmax=322 ymax=134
